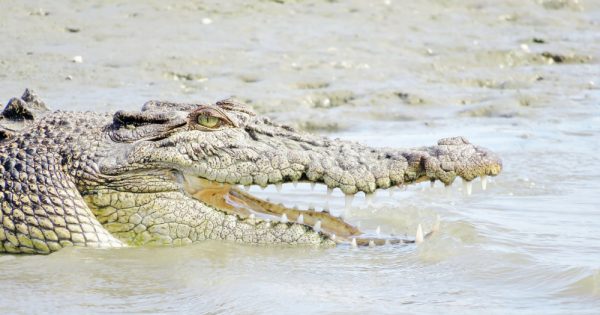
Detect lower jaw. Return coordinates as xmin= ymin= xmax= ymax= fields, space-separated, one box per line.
xmin=182 ymin=176 xmax=360 ymax=237
xmin=181 ymin=175 xmax=436 ymax=246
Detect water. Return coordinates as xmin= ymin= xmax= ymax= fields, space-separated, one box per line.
xmin=1 ymin=0 xmax=599 ymax=314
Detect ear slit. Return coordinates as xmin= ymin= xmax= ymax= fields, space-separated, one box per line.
xmin=109 ymin=110 xmax=187 ymax=143
xmin=113 ymin=110 xmax=176 ymax=126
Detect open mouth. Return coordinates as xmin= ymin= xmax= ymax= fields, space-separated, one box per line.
xmin=182 ymin=175 xmax=444 ymax=247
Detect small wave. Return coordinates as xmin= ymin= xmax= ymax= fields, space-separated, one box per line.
xmin=558 ymin=269 xmax=600 ymax=298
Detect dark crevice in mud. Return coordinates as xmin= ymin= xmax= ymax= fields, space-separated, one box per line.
xmin=537 ymin=52 xmax=592 ymax=64
xmin=395 ymin=92 xmax=426 ymax=105
xmin=532 ymin=38 xmax=546 ymax=44
xmin=164 ymin=71 xmax=206 ymax=82
xmin=541 ymin=52 xmax=566 ymax=63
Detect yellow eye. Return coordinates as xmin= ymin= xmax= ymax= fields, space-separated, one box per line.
xmin=197 ymin=115 xmax=220 ymax=128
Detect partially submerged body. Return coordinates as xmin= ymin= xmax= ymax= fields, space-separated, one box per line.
xmin=0 ymin=90 xmax=501 ymax=254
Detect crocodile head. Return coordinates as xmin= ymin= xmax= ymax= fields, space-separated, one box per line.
xmin=87 ymin=98 xmax=501 ymax=247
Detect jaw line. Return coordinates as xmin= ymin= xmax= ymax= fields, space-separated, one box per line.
xmin=181 ymin=175 xmax=363 ymax=240
xmin=180 ymin=174 xmax=441 ymax=245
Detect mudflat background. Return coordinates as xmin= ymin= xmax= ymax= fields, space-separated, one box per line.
xmin=1 ymin=1 xmax=599 ymax=314
xmin=2 ymin=0 xmax=598 ymax=128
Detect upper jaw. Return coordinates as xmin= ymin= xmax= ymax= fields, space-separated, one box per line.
xmin=179 ymin=134 xmax=501 ymax=195
xmin=120 ymin=107 xmax=501 ymax=195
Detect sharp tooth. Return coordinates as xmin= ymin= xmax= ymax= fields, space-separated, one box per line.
xmin=430 ymin=180 xmax=435 ymax=188
xmin=327 ymin=187 xmax=333 ymax=198
xmin=314 ymin=220 xmax=322 ymax=232
xmin=481 ymin=176 xmax=488 ymax=190
xmin=310 ymin=182 xmax=316 ymax=191
xmin=345 ymin=194 xmax=354 ymax=209
xmin=432 ymin=215 xmax=440 ymax=233
xmin=466 ymin=181 xmax=472 ymax=195
xmin=292 ymin=181 xmax=298 ymax=188
xmin=384 ymin=239 xmax=391 ymax=246
xmin=369 ymin=240 xmax=375 ymax=247
xmin=265 ymin=219 xmax=271 ymax=227
xmin=297 ymin=214 xmax=304 ymax=224
xmin=244 ymin=185 xmax=251 ymax=191
xmin=276 ymin=183 xmax=282 ymax=192
xmin=399 ymin=239 xmax=404 ymax=244
xmin=388 ymin=188 xmax=394 ymax=197
xmin=376 ymin=226 xmax=381 ymax=236
xmin=331 ymin=234 xmax=336 ymax=241
xmin=261 ymin=185 xmax=266 ymax=191
xmin=323 ymin=202 xmax=329 ymax=212
xmin=280 ymin=213 xmax=288 ymax=223
xmin=415 ymin=224 xmax=424 ymax=244
xmin=249 ymin=213 xmax=255 ymax=219
xmin=308 ymin=203 xmax=315 ymax=210
xmin=351 ymin=238 xmax=357 ymax=248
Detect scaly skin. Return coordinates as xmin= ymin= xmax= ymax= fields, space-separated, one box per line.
xmin=0 ymin=90 xmax=501 ymax=254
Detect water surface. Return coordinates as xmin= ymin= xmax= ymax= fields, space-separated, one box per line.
xmin=1 ymin=0 xmax=599 ymax=314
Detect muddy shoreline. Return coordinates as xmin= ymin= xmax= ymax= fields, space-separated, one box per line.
xmin=1 ymin=1 xmax=597 ymax=130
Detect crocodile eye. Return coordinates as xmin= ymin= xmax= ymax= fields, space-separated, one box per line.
xmin=197 ymin=115 xmax=220 ymax=128
xmin=189 ymin=105 xmax=237 ymax=131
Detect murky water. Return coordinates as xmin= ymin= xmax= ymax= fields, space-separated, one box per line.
xmin=1 ymin=0 xmax=599 ymax=314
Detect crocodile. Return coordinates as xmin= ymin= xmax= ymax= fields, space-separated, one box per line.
xmin=0 ymin=89 xmax=501 ymax=254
